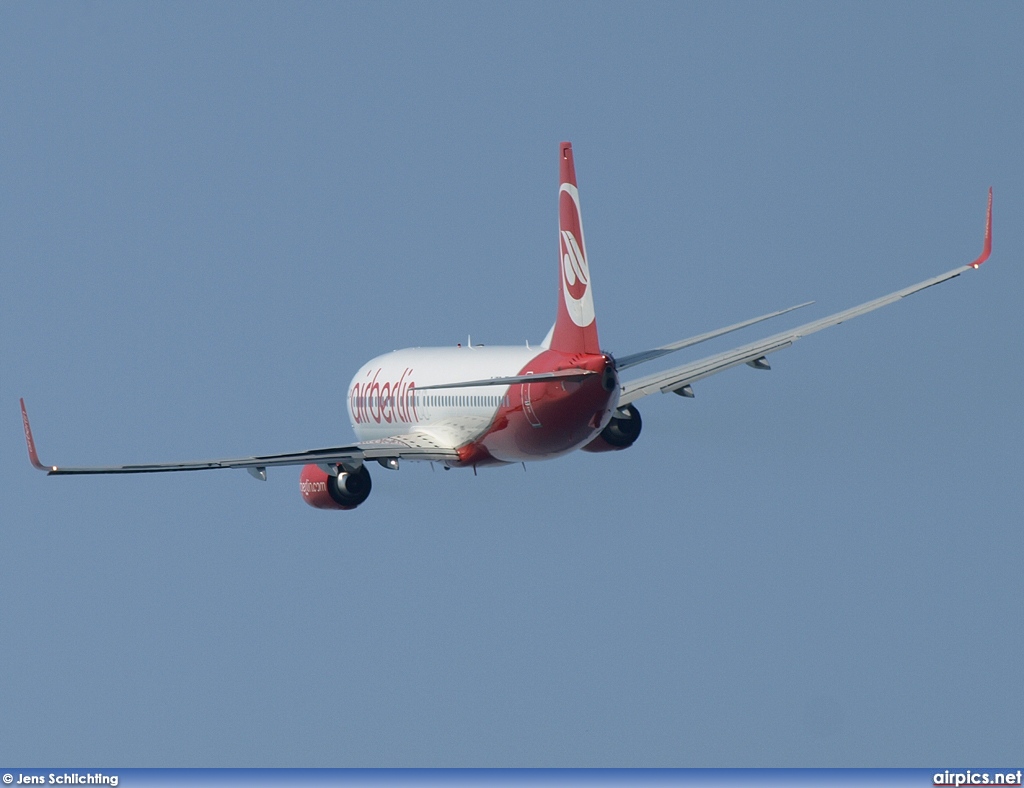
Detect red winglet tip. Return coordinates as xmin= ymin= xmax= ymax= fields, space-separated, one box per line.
xmin=969 ymin=187 xmax=992 ymax=269
xmin=20 ymin=398 xmax=48 ymax=471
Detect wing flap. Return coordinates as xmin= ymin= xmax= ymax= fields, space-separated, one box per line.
xmin=621 ymin=340 xmax=795 ymax=403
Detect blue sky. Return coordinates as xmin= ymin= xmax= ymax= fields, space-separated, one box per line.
xmin=2 ymin=1 xmax=1022 ymax=766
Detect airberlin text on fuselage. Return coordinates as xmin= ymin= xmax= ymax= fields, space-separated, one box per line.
xmin=350 ymin=367 xmax=419 ymax=425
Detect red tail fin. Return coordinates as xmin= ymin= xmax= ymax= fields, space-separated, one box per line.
xmin=550 ymin=142 xmax=601 ymax=355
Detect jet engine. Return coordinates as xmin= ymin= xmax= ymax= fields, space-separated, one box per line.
xmin=299 ymin=463 xmax=372 ymax=510
xmin=581 ymin=403 xmax=642 ymax=452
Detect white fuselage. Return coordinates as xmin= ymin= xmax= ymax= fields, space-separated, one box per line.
xmin=346 ymin=344 xmax=618 ymax=465
xmin=348 ymin=345 xmax=535 ymax=435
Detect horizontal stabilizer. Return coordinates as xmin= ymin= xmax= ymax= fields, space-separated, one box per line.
xmin=614 ymin=301 xmax=813 ymax=371
xmin=415 ymin=368 xmax=597 ymax=391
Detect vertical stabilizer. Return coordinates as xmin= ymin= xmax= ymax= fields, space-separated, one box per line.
xmin=550 ymin=142 xmax=601 ymax=354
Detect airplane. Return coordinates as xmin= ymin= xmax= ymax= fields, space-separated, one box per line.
xmin=20 ymin=142 xmax=993 ymax=510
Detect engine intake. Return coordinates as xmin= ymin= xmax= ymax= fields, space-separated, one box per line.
xmin=300 ymin=463 xmax=373 ymax=510
xmin=581 ymin=403 xmax=642 ymax=452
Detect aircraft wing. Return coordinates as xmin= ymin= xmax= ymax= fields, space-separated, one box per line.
xmin=619 ymin=189 xmax=993 ymax=406
xmin=20 ymin=399 xmax=457 ymax=477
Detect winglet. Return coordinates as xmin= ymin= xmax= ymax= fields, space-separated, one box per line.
xmin=20 ymin=399 xmax=51 ymax=472
xmin=969 ymin=187 xmax=992 ymax=269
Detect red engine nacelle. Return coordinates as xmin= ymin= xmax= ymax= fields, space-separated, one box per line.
xmin=299 ymin=463 xmax=373 ymax=510
xmin=581 ymin=403 xmax=642 ymax=452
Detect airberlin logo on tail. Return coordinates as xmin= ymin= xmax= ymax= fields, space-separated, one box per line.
xmin=561 ymin=229 xmax=588 ymax=299
xmin=559 ymin=183 xmax=595 ymax=328
xmin=350 ymin=367 xmax=419 ymax=425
